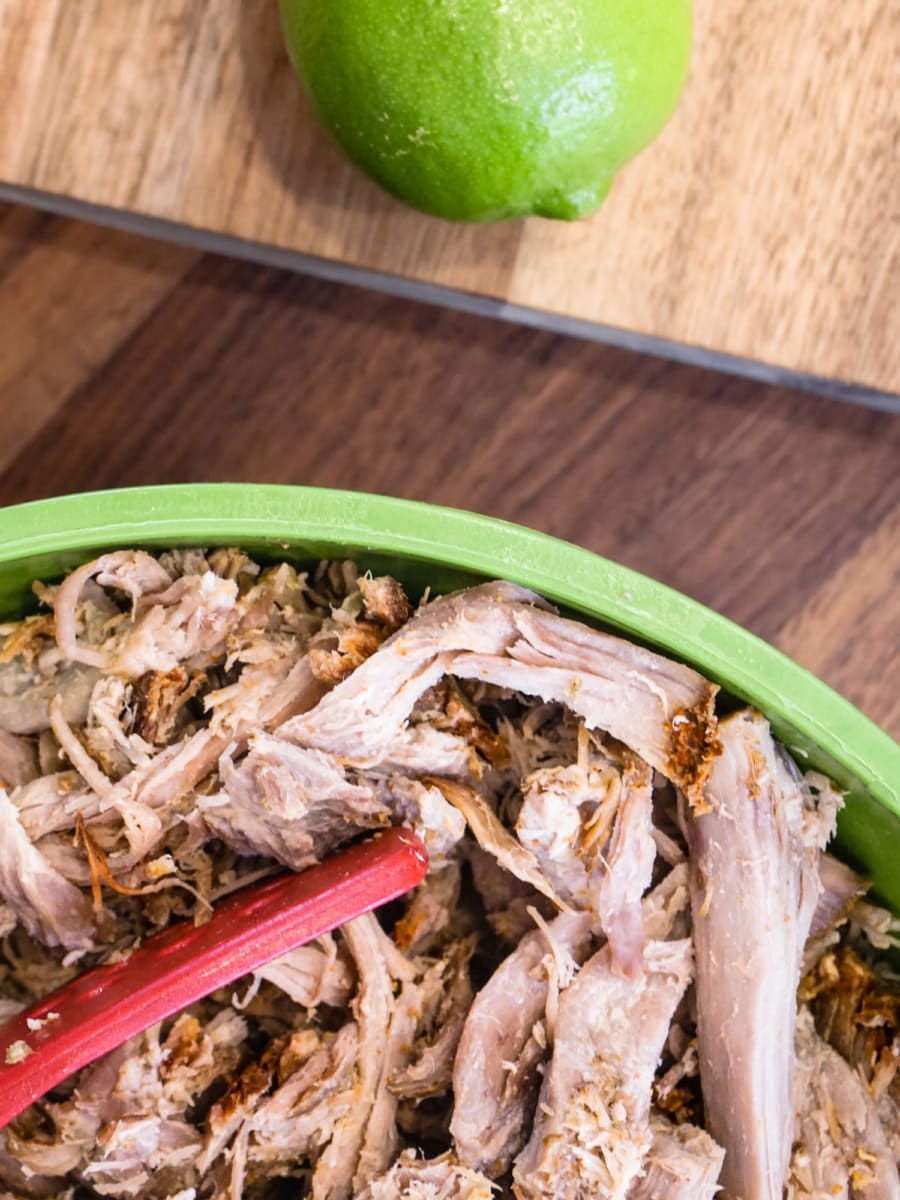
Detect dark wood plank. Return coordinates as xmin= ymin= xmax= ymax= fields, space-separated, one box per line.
xmin=0 ymin=204 xmax=198 ymax=475
xmin=0 ymin=204 xmax=897 ymax=737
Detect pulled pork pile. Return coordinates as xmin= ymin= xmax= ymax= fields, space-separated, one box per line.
xmin=0 ymin=549 xmax=897 ymax=1200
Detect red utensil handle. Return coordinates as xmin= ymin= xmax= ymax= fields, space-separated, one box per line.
xmin=0 ymin=827 xmax=427 ymax=1129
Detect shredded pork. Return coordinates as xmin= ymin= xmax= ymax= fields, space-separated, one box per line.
xmin=0 ymin=551 xmax=894 ymax=1200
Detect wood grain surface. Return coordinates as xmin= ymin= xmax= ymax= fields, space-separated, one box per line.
xmin=0 ymin=2 xmax=897 ymax=393
xmin=0 ymin=203 xmax=897 ymax=738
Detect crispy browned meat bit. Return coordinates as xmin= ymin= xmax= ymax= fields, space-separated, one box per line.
xmin=0 ymin=614 xmax=55 ymax=667
xmin=653 ymin=1044 xmax=703 ymax=1127
xmin=309 ymin=575 xmax=413 ymax=684
xmin=208 ymin=1035 xmax=285 ymax=1130
xmin=810 ymin=946 xmax=900 ymax=1063
xmin=804 ymin=944 xmax=900 ymax=1153
xmin=666 ymin=702 xmax=722 ymax=813
xmin=309 ymin=620 xmax=386 ymax=685
xmin=132 ymin=666 xmax=204 ymax=746
xmin=430 ymin=679 xmax=510 ymax=768
xmin=358 ymin=574 xmax=413 ymax=630
xmin=158 ymin=1013 xmax=206 ymax=1077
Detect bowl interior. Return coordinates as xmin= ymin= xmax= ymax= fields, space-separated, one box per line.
xmin=0 ymin=484 xmax=897 ymax=908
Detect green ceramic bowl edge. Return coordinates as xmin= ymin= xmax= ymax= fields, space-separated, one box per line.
xmin=0 ymin=484 xmax=897 ymax=906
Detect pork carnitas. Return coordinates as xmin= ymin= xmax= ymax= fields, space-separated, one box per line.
xmin=0 ymin=551 xmax=895 ymax=1200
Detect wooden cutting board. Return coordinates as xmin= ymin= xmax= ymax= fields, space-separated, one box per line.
xmin=0 ymin=1 xmax=897 ymax=397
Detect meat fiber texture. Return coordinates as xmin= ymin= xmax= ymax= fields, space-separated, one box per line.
xmin=0 ymin=549 xmax=895 ymax=1200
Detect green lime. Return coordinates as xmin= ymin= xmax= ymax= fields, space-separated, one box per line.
xmin=279 ymin=0 xmax=691 ymax=222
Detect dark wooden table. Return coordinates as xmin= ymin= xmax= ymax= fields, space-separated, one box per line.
xmin=1 ymin=202 xmax=897 ymax=739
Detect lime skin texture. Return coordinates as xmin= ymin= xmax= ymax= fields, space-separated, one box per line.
xmin=279 ymin=0 xmax=692 ymax=222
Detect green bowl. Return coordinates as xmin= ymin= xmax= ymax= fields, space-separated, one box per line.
xmin=0 ymin=484 xmax=897 ymax=908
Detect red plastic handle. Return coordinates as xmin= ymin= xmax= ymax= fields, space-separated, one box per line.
xmin=0 ymin=827 xmax=427 ymax=1129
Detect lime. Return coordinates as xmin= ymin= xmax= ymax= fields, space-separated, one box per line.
xmin=279 ymin=0 xmax=691 ymax=223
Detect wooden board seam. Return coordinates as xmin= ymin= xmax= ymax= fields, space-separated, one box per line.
xmin=1 ymin=181 xmax=897 ymax=415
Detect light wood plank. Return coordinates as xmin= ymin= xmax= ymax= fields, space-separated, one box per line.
xmin=0 ymin=0 xmax=896 ymax=391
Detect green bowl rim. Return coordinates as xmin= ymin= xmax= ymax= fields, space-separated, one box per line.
xmin=0 ymin=483 xmax=895 ymax=825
